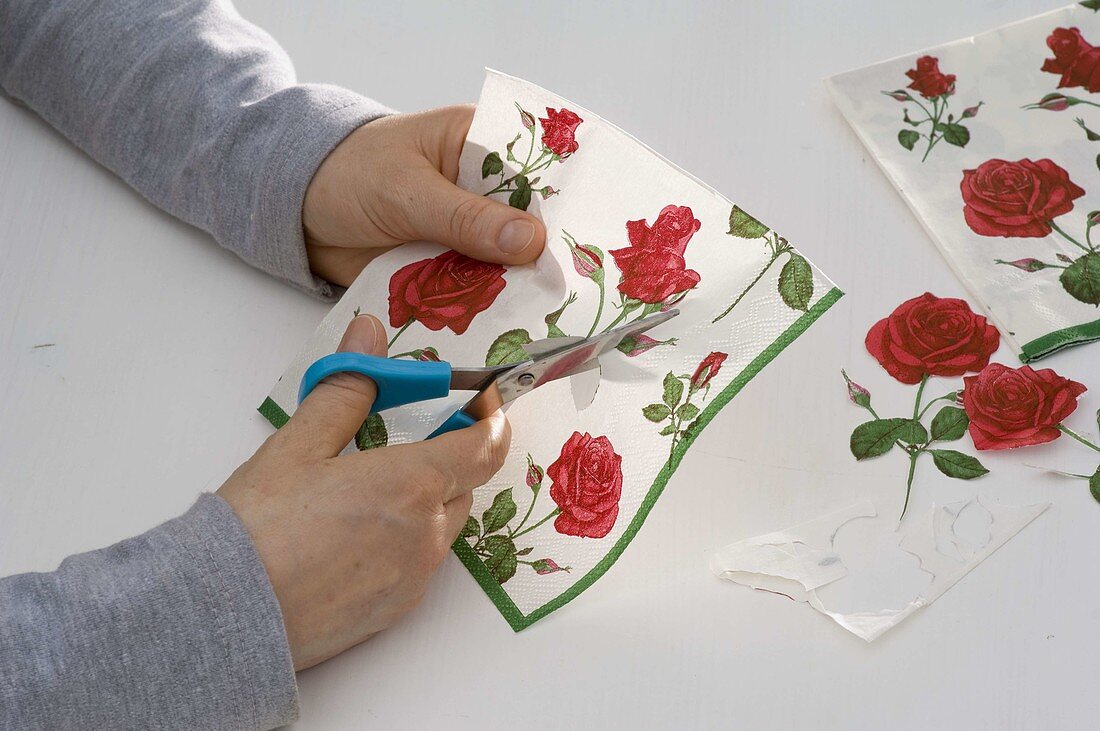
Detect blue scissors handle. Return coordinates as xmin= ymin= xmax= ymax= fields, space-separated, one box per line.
xmin=297 ymin=352 xmax=475 ymax=438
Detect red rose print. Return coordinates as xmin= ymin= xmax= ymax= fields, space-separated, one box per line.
xmin=547 ymin=431 xmax=623 ymax=539
xmin=388 ymin=250 xmax=506 ymax=335
xmin=539 ymin=108 xmax=583 ymax=157
xmin=1041 ymin=27 xmax=1100 ymax=92
xmin=962 ymin=364 xmax=1087 ymax=450
xmin=960 ymin=158 xmax=1085 ymax=238
xmin=609 ymin=205 xmax=702 ymax=304
xmin=905 ymin=55 xmax=956 ymax=99
xmin=690 ymin=352 xmax=728 ymax=390
xmin=865 ymin=293 xmax=1000 ymax=385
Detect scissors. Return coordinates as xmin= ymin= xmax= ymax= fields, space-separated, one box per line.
xmin=298 ymin=309 xmax=680 ymax=440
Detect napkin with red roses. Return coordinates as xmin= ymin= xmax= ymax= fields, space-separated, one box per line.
xmin=260 ymin=70 xmax=840 ymax=630
xmin=827 ymin=3 xmax=1100 ymax=362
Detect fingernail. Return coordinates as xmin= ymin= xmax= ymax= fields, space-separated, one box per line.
xmin=339 ymin=315 xmax=382 ymax=354
xmin=498 ymin=219 xmax=535 ymax=255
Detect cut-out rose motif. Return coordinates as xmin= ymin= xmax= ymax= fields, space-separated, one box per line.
xmin=883 ymin=55 xmax=980 ymax=162
xmin=962 ymin=364 xmax=1087 ymax=450
xmin=960 ymin=362 xmax=1098 ymax=503
xmin=643 ymin=352 xmax=728 ymax=458
xmin=480 ymin=102 xmax=583 ymax=210
xmin=845 ymin=292 xmax=1100 ymax=510
xmin=387 ymin=250 xmax=507 ymax=347
xmin=844 ymin=293 xmax=997 ymax=519
xmin=864 ymin=292 xmax=1000 ymax=384
xmin=962 ymin=158 xmax=1100 ymax=307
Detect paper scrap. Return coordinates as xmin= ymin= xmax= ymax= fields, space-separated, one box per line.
xmin=712 ymin=497 xmax=1048 ymax=642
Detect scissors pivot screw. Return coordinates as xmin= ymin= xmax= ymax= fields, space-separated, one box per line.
xmin=517 ymin=373 xmax=536 ymax=387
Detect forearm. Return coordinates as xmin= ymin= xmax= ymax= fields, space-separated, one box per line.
xmin=0 ymin=494 xmax=297 ymax=730
xmin=0 ymin=0 xmax=390 ymax=297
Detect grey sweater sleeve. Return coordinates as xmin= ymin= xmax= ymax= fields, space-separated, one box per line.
xmin=0 ymin=0 xmax=392 ymax=298
xmin=0 ymin=0 xmax=397 ymax=726
xmin=0 ymin=495 xmax=298 ymax=730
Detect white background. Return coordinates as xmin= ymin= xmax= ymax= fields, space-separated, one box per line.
xmin=1 ymin=1 xmax=1096 ymax=729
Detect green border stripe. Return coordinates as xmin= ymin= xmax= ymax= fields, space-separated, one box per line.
xmin=1018 ymin=316 xmax=1100 ymax=363
xmin=256 ymin=286 xmax=844 ymax=632
xmin=258 ymin=396 xmax=290 ymax=428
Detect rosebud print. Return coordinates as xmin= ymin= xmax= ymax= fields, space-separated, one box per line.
xmin=526 ymin=454 xmax=544 ymax=489
xmin=995 ymin=258 xmax=1050 ymax=272
xmin=841 ymin=369 xmax=871 ymax=408
xmin=1024 ymin=92 xmax=1074 ymax=111
xmin=532 ymin=558 xmax=569 ymax=575
xmin=960 ymin=102 xmax=983 ymax=118
xmin=569 ymin=242 xmax=603 ymax=279
xmin=690 ymin=352 xmax=728 ymax=390
xmin=616 ymin=333 xmax=676 ymax=357
xmin=515 ymin=102 xmax=535 ymax=130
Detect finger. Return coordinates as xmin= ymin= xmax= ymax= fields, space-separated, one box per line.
xmin=356 ymin=410 xmax=512 ymax=502
xmin=280 ymin=314 xmax=388 ymax=457
xmin=442 ymin=491 xmax=475 ymax=541
xmin=405 ymin=168 xmax=547 ymax=265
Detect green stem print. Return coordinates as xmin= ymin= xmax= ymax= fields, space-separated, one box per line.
xmin=1054 ymin=421 xmax=1100 ymax=504
xmin=480 ymin=102 xmax=583 ymax=210
xmin=883 ymin=55 xmax=979 ymax=162
xmin=713 ymin=206 xmax=814 ymax=323
xmin=459 ymin=454 xmax=571 ymax=584
xmin=843 ymin=370 xmax=987 ymax=521
xmin=643 ymin=352 xmax=728 ymax=460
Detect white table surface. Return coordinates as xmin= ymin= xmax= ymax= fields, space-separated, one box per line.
xmin=2 ymin=1 xmax=1097 ymax=728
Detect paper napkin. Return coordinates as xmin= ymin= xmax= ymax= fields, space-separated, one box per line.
xmin=828 ymin=3 xmax=1100 ymax=361
xmin=261 ymin=70 xmax=840 ymax=630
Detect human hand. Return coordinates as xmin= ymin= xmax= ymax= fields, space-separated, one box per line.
xmin=217 ymin=314 xmax=511 ymax=670
xmin=302 ymin=105 xmax=547 ymax=287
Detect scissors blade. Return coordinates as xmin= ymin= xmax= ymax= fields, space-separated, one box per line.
xmin=457 ymin=309 xmax=680 ymax=420
xmin=516 ymin=309 xmax=679 ymax=390
xmin=521 ymin=335 xmax=586 ymax=359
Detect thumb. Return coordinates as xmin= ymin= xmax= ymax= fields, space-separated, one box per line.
xmin=283 ymin=314 xmax=389 ymax=457
xmin=407 ymin=169 xmax=547 ymax=265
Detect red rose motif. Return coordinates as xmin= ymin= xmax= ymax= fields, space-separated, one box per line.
xmin=905 ymin=55 xmax=956 ymax=99
xmin=1041 ymin=27 xmax=1100 ymax=92
xmin=547 ymin=432 xmax=623 ymax=539
xmin=962 ymin=364 xmax=1087 ymax=450
xmin=609 ymin=205 xmax=702 ymax=304
xmin=388 ymin=250 xmax=506 ymax=335
xmin=539 ymin=108 xmax=583 ymax=157
xmin=960 ymin=158 xmax=1085 ymax=238
xmin=690 ymin=352 xmax=728 ymax=390
xmin=865 ymin=293 xmax=1000 ymax=385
